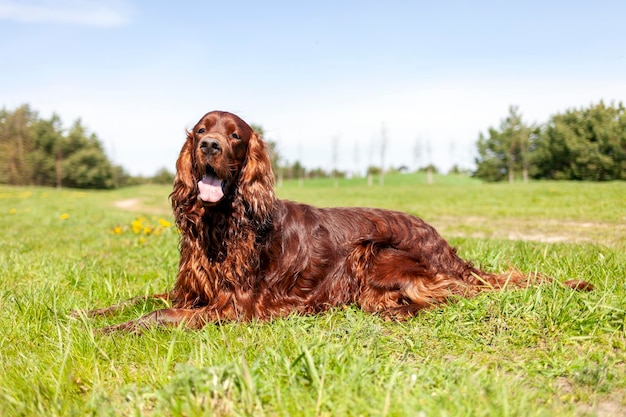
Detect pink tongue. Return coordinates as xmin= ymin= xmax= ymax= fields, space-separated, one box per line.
xmin=198 ymin=174 xmax=224 ymax=202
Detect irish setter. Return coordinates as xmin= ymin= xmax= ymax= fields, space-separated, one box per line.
xmin=80 ymin=111 xmax=592 ymax=333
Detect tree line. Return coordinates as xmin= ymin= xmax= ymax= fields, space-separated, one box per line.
xmin=2 ymin=102 xmax=625 ymax=189
xmin=474 ymin=101 xmax=626 ymax=182
xmin=0 ymin=104 xmax=174 ymax=188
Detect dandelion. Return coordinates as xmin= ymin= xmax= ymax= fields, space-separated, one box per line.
xmin=9 ymin=208 xmax=17 ymax=214
xmin=112 ymin=216 xmax=172 ymax=238
xmin=60 ymin=213 xmax=70 ymax=220
xmin=131 ymin=217 xmax=144 ymax=234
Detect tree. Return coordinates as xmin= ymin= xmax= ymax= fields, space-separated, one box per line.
xmin=290 ymin=161 xmax=306 ymax=180
xmin=412 ymin=137 xmax=422 ymax=171
xmin=379 ymin=124 xmax=387 ymax=185
xmin=60 ymin=120 xmax=115 ymax=189
xmin=0 ymin=105 xmax=123 ymax=189
xmin=63 ymin=146 xmax=115 ymax=189
xmin=0 ymin=104 xmax=37 ymax=185
xmin=476 ymin=102 xmax=626 ymax=182
xmin=425 ymin=138 xmax=434 ymax=184
xmin=474 ymin=106 xmax=533 ymax=182
xmin=353 ymin=141 xmax=360 ymax=177
xmin=151 ymin=167 xmax=175 ymax=185
xmin=331 ymin=135 xmax=339 ymax=187
xmin=366 ymin=165 xmax=382 ymax=176
xmin=474 ymin=129 xmax=506 ymax=181
xmin=31 ymin=113 xmax=63 ymax=187
xmin=532 ymin=101 xmax=626 ymax=180
xmin=251 ymin=124 xmax=282 ymax=178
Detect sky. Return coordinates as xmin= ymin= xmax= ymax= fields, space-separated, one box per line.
xmin=2 ymin=0 xmax=625 ymax=176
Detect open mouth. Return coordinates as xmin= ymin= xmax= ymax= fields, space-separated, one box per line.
xmin=198 ymin=166 xmax=227 ymax=203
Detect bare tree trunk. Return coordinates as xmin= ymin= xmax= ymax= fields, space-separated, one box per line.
xmin=331 ymin=135 xmax=339 ymax=188
xmin=426 ymin=140 xmax=433 ymax=184
xmin=277 ymin=170 xmax=283 ymax=187
xmin=379 ymin=124 xmax=387 ymax=186
xmin=353 ymin=141 xmax=360 ymax=178
xmin=413 ymin=137 xmax=422 ymax=172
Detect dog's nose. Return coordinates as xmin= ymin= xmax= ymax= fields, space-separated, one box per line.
xmin=199 ymin=138 xmax=222 ymax=155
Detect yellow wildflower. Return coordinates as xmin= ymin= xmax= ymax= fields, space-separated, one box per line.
xmin=112 ymin=226 xmax=123 ymax=235
xmin=9 ymin=208 xmax=17 ymax=214
xmin=143 ymin=226 xmax=153 ymax=235
xmin=131 ymin=218 xmax=144 ymax=233
xmin=60 ymin=213 xmax=70 ymax=220
xmin=158 ymin=218 xmax=171 ymax=227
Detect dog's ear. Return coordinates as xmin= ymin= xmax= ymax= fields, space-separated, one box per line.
xmin=238 ymin=131 xmax=275 ymax=221
xmin=170 ymin=132 xmax=199 ymax=221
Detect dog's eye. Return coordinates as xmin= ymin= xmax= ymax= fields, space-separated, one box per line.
xmin=231 ymin=133 xmax=240 ymax=140
xmin=197 ymin=128 xmax=206 ymax=134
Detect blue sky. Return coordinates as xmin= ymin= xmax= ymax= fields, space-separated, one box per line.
xmin=2 ymin=1 xmax=625 ymax=176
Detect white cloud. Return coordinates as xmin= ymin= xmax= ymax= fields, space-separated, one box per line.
xmin=0 ymin=0 xmax=131 ymax=27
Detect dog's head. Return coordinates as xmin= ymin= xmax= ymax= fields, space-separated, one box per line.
xmin=172 ymin=111 xmax=275 ymax=222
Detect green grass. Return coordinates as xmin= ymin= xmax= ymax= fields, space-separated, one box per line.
xmin=1 ymin=174 xmax=625 ymax=416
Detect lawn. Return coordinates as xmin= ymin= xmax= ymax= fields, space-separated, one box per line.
xmin=0 ymin=174 xmax=625 ymax=416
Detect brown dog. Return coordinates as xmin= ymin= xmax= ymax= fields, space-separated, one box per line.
xmin=79 ymin=111 xmax=592 ymax=333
